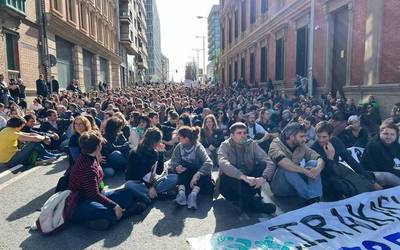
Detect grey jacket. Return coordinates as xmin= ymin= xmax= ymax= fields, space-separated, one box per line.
xmin=218 ymin=138 xmax=276 ymax=181
xmin=169 ymin=142 xmax=213 ymax=175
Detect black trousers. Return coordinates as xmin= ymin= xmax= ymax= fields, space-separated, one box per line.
xmin=219 ymin=166 xmax=264 ymax=205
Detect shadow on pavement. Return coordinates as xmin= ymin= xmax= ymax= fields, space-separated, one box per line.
xmin=152 ymin=195 xmax=213 ymax=237
xmin=7 ymin=189 xmax=54 ymax=222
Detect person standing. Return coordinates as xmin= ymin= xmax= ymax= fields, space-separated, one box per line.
xmin=50 ymin=76 xmax=59 ymax=94
xmin=36 ymin=74 xmax=48 ymax=97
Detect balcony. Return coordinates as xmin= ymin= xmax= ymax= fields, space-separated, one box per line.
xmin=120 ymin=32 xmax=139 ymax=56
xmin=0 ymin=0 xmax=26 ymax=17
xmin=137 ymin=55 xmax=148 ymax=70
xmin=119 ymin=11 xmax=131 ymax=23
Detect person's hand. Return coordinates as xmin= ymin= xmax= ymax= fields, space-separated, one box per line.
xmin=372 ymin=182 xmax=383 ymax=190
xmin=51 ymin=133 xmax=59 ymax=141
xmin=43 ymin=136 xmax=51 ymax=145
xmin=175 ymin=165 xmax=186 ymax=174
xmin=190 ymin=173 xmax=201 ymax=188
xmin=324 ymin=142 xmax=336 ymax=160
xmin=240 ymin=175 xmax=256 ymax=187
xmin=148 ymin=187 xmax=158 ymax=199
xmin=308 ymin=167 xmax=322 ymax=179
xmin=114 ymin=205 xmax=125 ymax=220
xmin=262 ymin=132 xmax=271 ymax=141
xmin=253 ymin=177 xmax=267 ymax=189
xmin=155 ymin=143 xmax=166 ymax=152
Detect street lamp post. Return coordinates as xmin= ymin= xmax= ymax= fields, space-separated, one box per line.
xmin=196 ymin=15 xmax=207 ymax=84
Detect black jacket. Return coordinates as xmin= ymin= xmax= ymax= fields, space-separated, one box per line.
xmin=361 ymin=136 xmax=400 ymax=176
xmin=338 ymin=128 xmax=369 ymax=148
xmin=200 ymin=128 xmax=224 ymax=148
xmin=311 ymin=137 xmax=373 ymax=182
xmin=126 ymin=146 xmax=164 ymax=184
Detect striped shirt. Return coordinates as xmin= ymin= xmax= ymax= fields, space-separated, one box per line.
xmin=68 ymin=154 xmax=116 ymax=208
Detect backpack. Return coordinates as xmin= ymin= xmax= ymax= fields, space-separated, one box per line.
xmin=324 ymin=163 xmax=374 ymax=198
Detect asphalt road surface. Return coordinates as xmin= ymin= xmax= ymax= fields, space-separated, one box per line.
xmin=0 ymin=158 xmax=302 ymax=250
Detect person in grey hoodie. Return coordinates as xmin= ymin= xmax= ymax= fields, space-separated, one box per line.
xmin=169 ymin=126 xmax=213 ymax=209
xmin=217 ymin=122 xmax=276 ymax=214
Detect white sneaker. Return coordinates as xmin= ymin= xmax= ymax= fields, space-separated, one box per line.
xmin=187 ymin=192 xmax=198 ymax=210
xmin=175 ymin=191 xmax=187 ymax=206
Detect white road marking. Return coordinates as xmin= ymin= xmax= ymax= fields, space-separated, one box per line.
xmin=0 ymin=164 xmax=24 ymax=178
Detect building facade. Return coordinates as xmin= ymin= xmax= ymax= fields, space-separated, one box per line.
xmin=161 ymin=53 xmax=169 ymax=83
xmin=145 ymin=0 xmax=162 ymax=83
xmin=207 ymin=4 xmax=220 ymax=84
xmin=0 ymin=0 xmax=41 ymax=92
xmin=45 ymin=0 xmax=121 ymax=91
xmin=220 ymin=0 xmax=400 ymax=115
xmin=119 ymin=0 xmax=148 ymax=87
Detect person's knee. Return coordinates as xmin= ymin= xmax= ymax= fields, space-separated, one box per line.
xmin=168 ymin=174 xmax=178 ymax=183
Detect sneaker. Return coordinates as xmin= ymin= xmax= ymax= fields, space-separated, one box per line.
xmin=187 ymin=192 xmax=198 ymax=210
xmin=35 ymin=157 xmax=57 ymax=165
xmin=250 ymin=199 xmax=276 ymax=214
xmin=175 ymin=191 xmax=187 ymax=206
xmin=123 ymin=202 xmax=147 ymax=217
xmin=85 ymin=219 xmax=111 ymax=230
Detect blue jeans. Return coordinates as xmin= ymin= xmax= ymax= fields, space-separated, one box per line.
xmin=125 ymin=174 xmax=178 ymax=202
xmin=71 ymin=187 xmax=139 ymax=225
xmin=106 ymin=151 xmax=127 ymax=172
xmin=271 ymin=160 xmax=322 ymax=200
xmin=8 ymin=142 xmax=46 ymax=167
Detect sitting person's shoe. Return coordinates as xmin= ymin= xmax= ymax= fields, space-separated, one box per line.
xmin=36 ymin=157 xmax=57 ymax=165
xmin=187 ymin=193 xmax=198 ymax=210
xmin=157 ymin=190 xmax=176 ymax=200
xmin=85 ymin=219 xmax=111 ymax=230
xmin=175 ymin=191 xmax=187 ymax=206
xmin=123 ymin=202 xmax=147 ymax=217
xmin=305 ymin=197 xmax=320 ymax=206
xmin=250 ymin=198 xmax=276 ymax=214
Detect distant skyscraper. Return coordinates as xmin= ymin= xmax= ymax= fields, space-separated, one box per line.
xmin=208 ymin=5 xmax=221 ymax=84
xmin=145 ymin=0 xmax=162 ymax=83
xmin=161 ymin=54 xmax=170 ymax=83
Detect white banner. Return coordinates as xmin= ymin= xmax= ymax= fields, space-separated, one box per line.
xmin=188 ymin=187 xmax=400 ymax=250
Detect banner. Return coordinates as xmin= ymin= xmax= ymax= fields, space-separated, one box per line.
xmin=188 ymin=187 xmax=400 ymax=250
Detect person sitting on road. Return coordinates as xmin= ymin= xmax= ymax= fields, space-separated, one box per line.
xmin=311 ymin=121 xmax=380 ymax=199
xmin=361 ymin=119 xmax=400 ymax=187
xmin=39 ymin=109 xmax=71 ymax=151
xmin=200 ymin=114 xmax=224 ymax=167
xmin=338 ymin=115 xmax=369 ymax=148
xmin=125 ymin=128 xmax=178 ymax=203
xmin=268 ymin=122 xmax=324 ymax=205
xmin=0 ymin=116 xmax=57 ymax=167
xmin=65 ymin=131 xmax=146 ymax=230
xmin=217 ymin=122 xmax=277 ymax=214
xmin=129 ymin=115 xmax=150 ymax=151
xmin=169 ymin=126 xmax=213 ymax=209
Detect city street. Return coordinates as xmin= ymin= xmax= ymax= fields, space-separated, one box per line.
xmin=0 ymin=159 xmax=300 ymax=249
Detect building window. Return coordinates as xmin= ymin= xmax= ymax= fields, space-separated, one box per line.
xmin=52 ymin=0 xmax=63 ymax=14
xmin=240 ymin=56 xmax=245 ymax=82
xmin=234 ymin=60 xmax=238 ymax=81
xmin=97 ymin=21 xmax=103 ymax=43
xmin=234 ymin=10 xmax=238 ymax=38
xmin=89 ymin=12 xmax=96 ymax=37
xmin=228 ymin=63 xmax=232 ymax=85
xmin=296 ymin=25 xmax=309 ymax=77
xmin=250 ymin=52 xmax=255 ymax=83
xmin=228 ymin=17 xmax=232 ymax=44
xmin=67 ymin=0 xmax=77 ymax=23
xmin=261 ymin=0 xmax=268 ymax=13
xmin=250 ymin=0 xmax=256 ymax=24
xmin=260 ymin=46 xmax=267 ymax=82
xmin=275 ymin=38 xmax=285 ymax=80
xmin=241 ymin=1 xmax=246 ymax=32
xmin=79 ymin=3 xmax=87 ymax=30
xmin=96 ymin=0 xmax=101 ymax=10
xmin=102 ymin=0 xmax=107 ymax=16
xmin=6 ymin=33 xmax=19 ymax=71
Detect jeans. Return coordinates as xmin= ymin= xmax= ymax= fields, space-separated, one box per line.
xmin=374 ymin=172 xmax=400 ymax=187
xmin=8 ymin=142 xmax=44 ymax=167
xmin=270 ymin=160 xmax=322 ymax=200
xmin=125 ymin=174 xmax=178 ymax=202
xmin=71 ymin=187 xmax=139 ymax=225
xmin=106 ymin=151 xmax=127 ymax=172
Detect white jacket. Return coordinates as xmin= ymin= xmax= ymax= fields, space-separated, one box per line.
xmin=33 ymin=190 xmax=71 ymax=234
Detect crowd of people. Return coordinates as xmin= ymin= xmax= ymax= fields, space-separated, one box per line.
xmin=0 ymin=74 xmax=400 ymax=232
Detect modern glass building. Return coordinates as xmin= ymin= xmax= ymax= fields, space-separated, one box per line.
xmin=145 ymin=0 xmax=162 ymax=83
